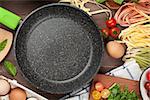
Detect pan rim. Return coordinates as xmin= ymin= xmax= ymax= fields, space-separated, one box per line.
xmin=14 ymin=3 xmax=104 ymax=94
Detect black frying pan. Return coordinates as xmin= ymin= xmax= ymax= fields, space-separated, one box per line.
xmin=14 ymin=3 xmax=103 ymax=94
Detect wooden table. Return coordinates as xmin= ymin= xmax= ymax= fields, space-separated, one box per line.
xmin=0 ymin=1 xmax=123 ymax=99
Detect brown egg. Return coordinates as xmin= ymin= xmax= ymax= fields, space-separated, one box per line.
xmin=106 ymin=41 xmax=125 ymax=59
xmin=9 ymin=87 xmax=27 ymax=100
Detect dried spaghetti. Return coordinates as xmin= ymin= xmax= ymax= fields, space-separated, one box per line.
xmin=59 ymin=0 xmax=112 ymax=19
xmin=118 ymin=15 xmax=150 ymax=69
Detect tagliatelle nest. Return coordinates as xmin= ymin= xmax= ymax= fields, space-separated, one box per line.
xmin=59 ymin=0 xmax=112 ymax=19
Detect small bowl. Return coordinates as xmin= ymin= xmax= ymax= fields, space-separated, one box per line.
xmin=140 ymin=67 xmax=150 ymax=100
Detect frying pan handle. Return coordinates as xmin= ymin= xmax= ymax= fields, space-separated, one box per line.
xmin=0 ymin=7 xmax=21 ymax=30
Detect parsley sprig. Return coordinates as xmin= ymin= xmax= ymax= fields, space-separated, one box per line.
xmin=108 ymin=83 xmax=139 ymax=100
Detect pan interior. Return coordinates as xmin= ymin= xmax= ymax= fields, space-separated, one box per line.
xmin=15 ymin=4 xmax=102 ymax=93
xmin=26 ymin=17 xmax=91 ymax=81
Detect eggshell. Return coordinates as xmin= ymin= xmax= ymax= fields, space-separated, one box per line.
xmin=9 ymin=87 xmax=27 ymax=100
xmin=0 ymin=79 xmax=11 ymax=96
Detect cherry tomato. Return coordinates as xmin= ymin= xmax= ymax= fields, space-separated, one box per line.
xmin=145 ymin=82 xmax=150 ymax=91
xmin=109 ymin=27 xmax=120 ymax=39
xmin=92 ymin=90 xmax=101 ymax=100
xmin=106 ymin=18 xmax=117 ymax=28
xmin=101 ymin=28 xmax=109 ymax=38
xmin=95 ymin=82 xmax=104 ymax=92
xmin=101 ymin=89 xmax=110 ymax=99
xmin=146 ymin=71 xmax=150 ymax=81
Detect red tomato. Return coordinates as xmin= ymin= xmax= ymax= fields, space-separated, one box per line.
xmin=109 ymin=27 xmax=120 ymax=39
xmin=106 ymin=18 xmax=117 ymax=28
xmin=101 ymin=28 xmax=109 ymax=38
xmin=146 ymin=71 xmax=150 ymax=81
xmin=95 ymin=82 xmax=104 ymax=92
xmin=145 ymin=82 xmax=150 ymax=91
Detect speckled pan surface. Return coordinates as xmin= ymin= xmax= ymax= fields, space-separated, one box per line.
xmin=14 ymin=3 xmax=103 ymax=94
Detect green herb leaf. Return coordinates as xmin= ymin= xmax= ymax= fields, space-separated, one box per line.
xmin=3 ymin=60 xmax=17 ymax=77
xmin=96 ymin=0 xmax=106 ymax=3
xmin=112 ymin=88 xmax=118 ymax=95
xmin=113 ymin=0 xmax=124 ymax=5
xmin=0 ymin=39 xmax=7 ymax=52
xmin=108 ymin=83 xmax=139 ymax=100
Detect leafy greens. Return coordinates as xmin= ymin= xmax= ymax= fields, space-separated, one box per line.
xmin=3 ymin=60 xmax=17 ymax=77
xmin=108 ymin=83 xmax=139 ymax=100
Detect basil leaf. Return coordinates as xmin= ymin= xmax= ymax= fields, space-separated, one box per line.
xmin=0 ymin=39 xmax=7 ymax=52
xmin=3 ymin=60 xmax=17 ymax=77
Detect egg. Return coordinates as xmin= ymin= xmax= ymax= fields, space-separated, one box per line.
xmin=0 ymin=79 xmax=11 ymax=96
xmin=106 ymin=41 xmax=125 ymax=59
xmin=27 ymin=97 xmax=38 ymax=100
xmin=9 ymin=87 xmax=27 ymax=100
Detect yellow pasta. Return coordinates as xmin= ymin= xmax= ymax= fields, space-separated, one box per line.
xmin=59 ymin=0 xmax=112 ymax=19
xmin=118 ymin=20 xmax=150 ymax=69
